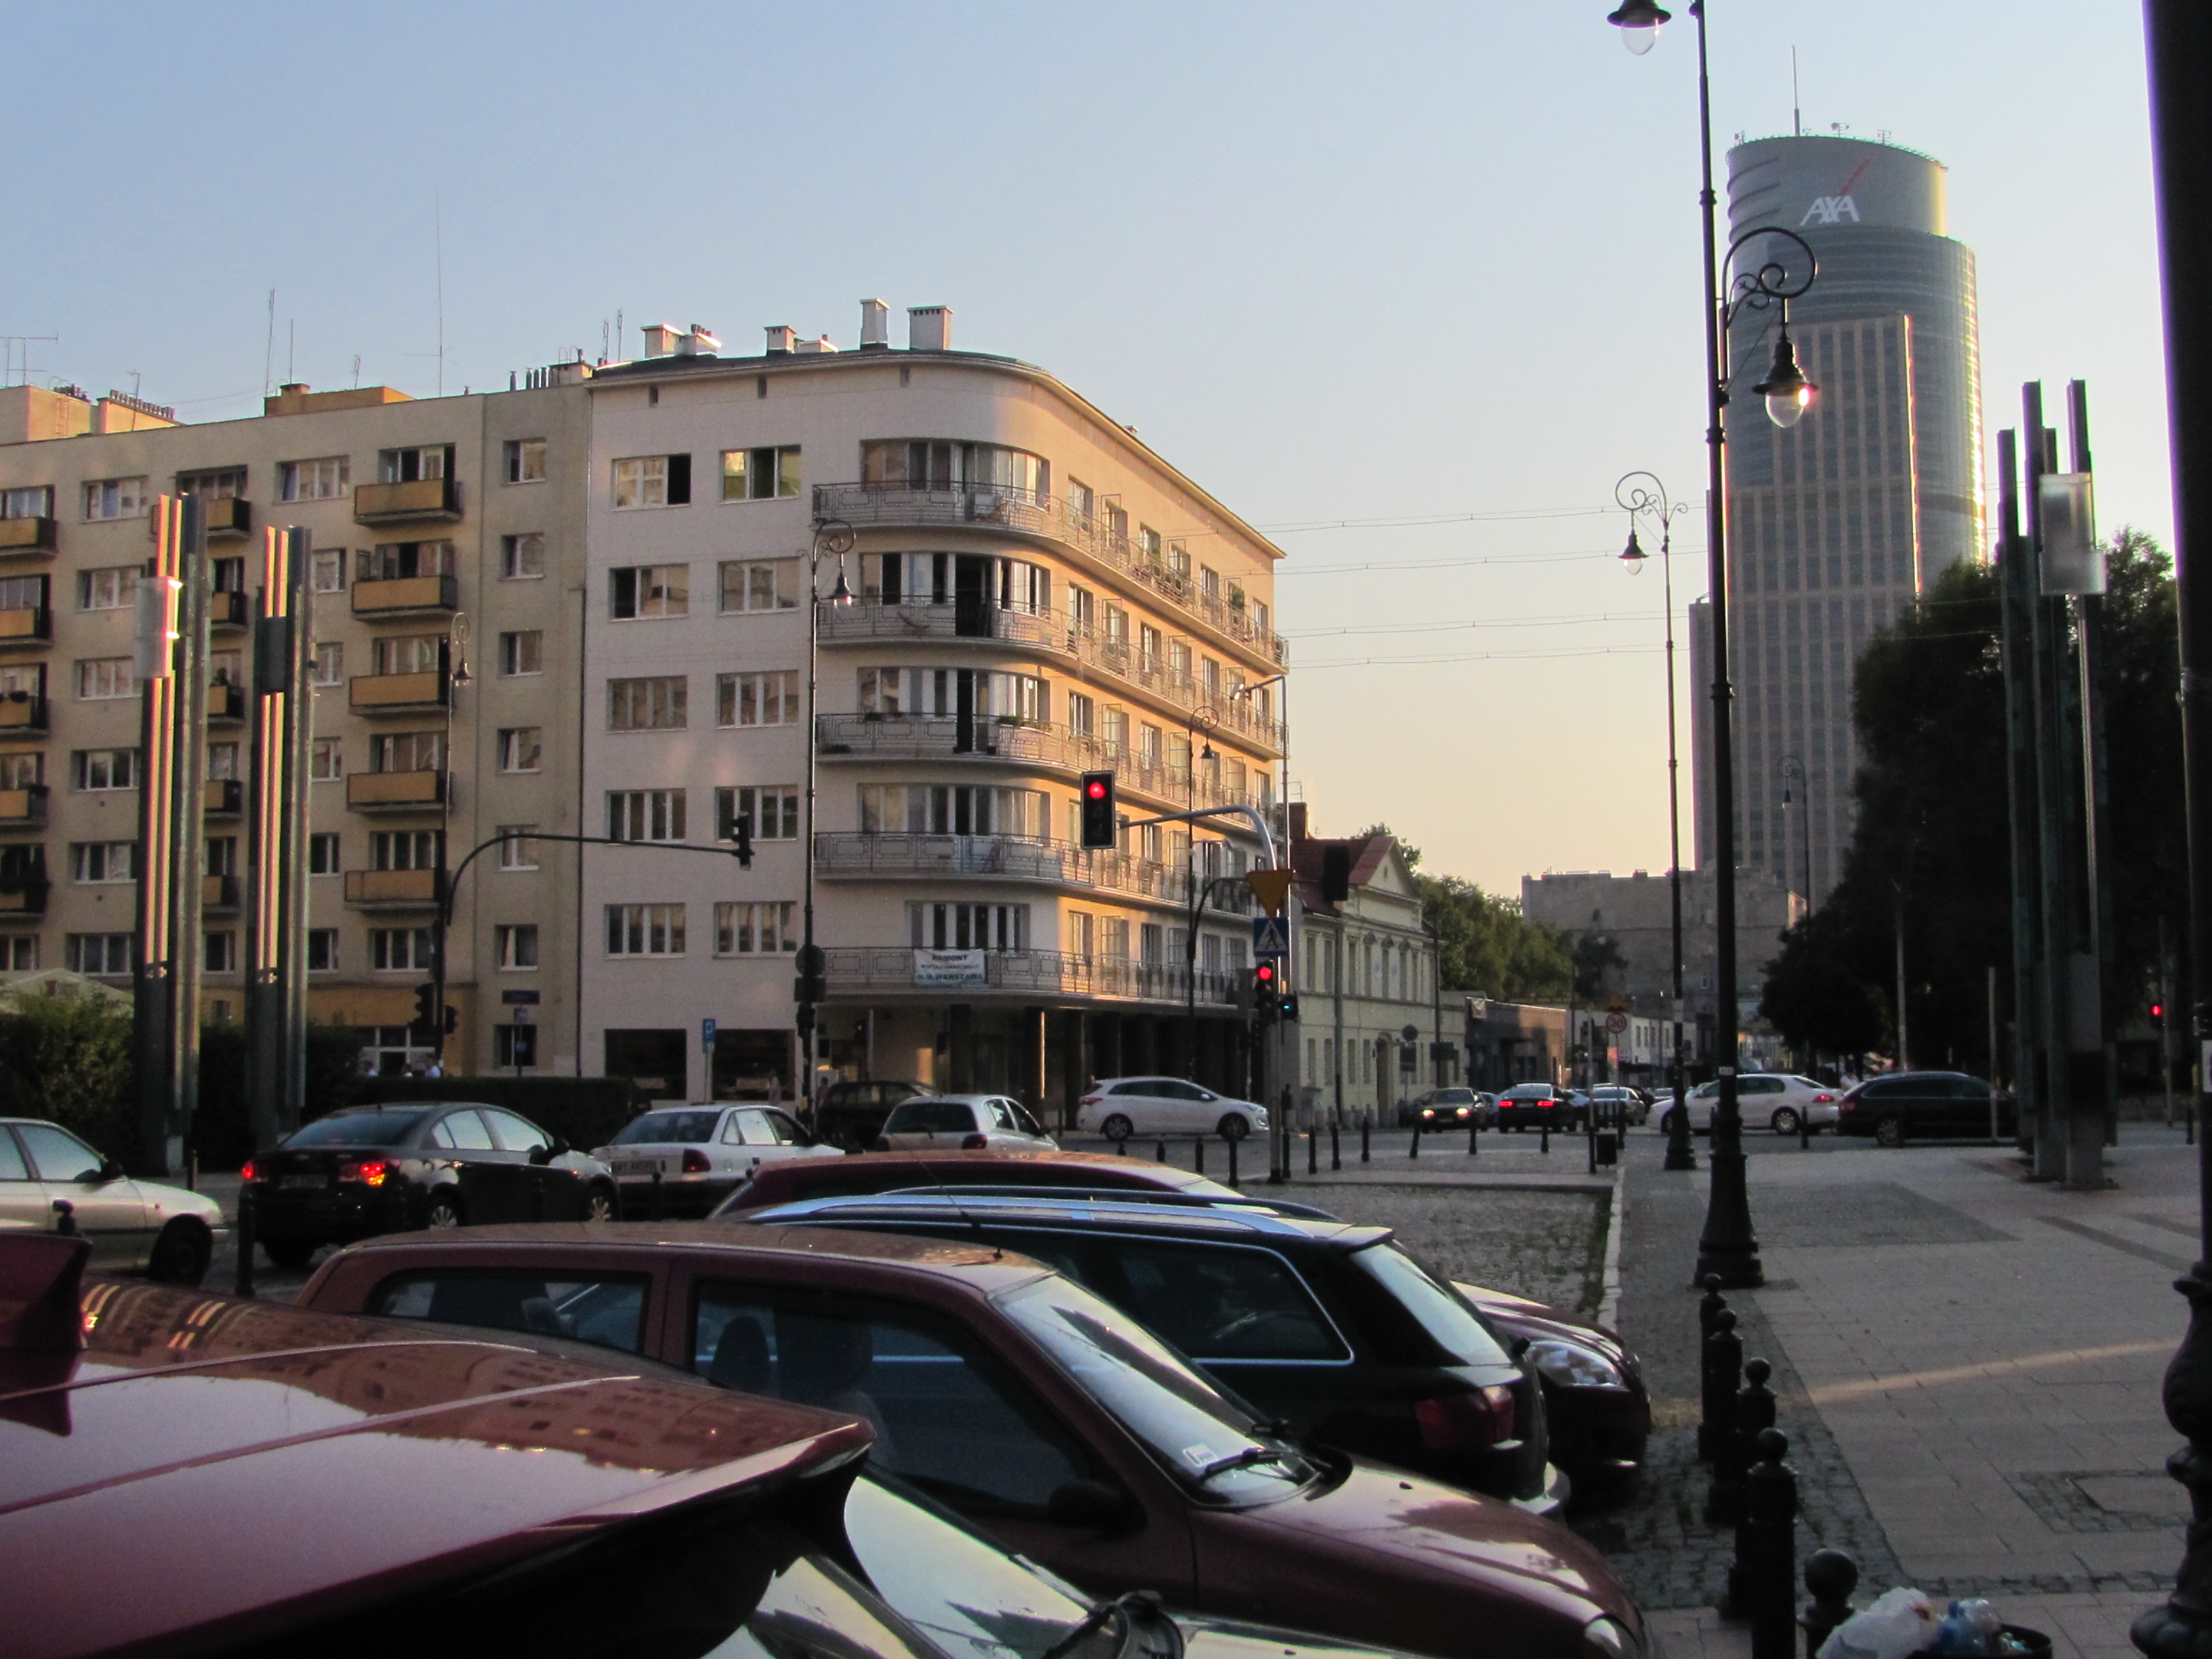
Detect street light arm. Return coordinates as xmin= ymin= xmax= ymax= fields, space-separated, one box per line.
xmin=441 ymin=830 xmax=752 ymax=928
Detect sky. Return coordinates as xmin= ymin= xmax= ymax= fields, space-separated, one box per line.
xmin=5 ymin=2 xmax=2167 ymax=896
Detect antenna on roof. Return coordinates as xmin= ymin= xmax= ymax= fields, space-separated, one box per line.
xmin=1792 ymin=47 xmax=1801 ymax=137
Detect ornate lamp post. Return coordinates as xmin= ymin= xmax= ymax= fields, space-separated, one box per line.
xmin=798 ymin=520 xmax=857 ymax=1111
xmin=1605 ymin=0 xmax=1818 ymax=1286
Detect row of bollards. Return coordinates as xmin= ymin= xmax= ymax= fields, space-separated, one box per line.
xmin=1117 ymin=1132 xmax=1240 ymax=1186
xmin=1698 ymin=1273 xmax=1805 ymax=1659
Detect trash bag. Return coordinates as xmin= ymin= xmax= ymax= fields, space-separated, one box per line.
xmin=1933 ymin=1599 xmax=2005 ymax=1656
xmin=1819 ymin=1589 xmax=1938 ymax=1659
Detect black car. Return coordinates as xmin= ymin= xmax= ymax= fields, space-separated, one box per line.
xmin=1494 ymin=1083 xmax=1584 ymax=1132
xmin=1837 ymin=1071 xmax=2017 ymax=1145
xmin=746 ymin=1189 xmax=1568 ymax=1514
xmin=244 ymin=1102 xmax=618 ymax=1267
xmin=811 ymin=1079 xmax=930 ymax=1150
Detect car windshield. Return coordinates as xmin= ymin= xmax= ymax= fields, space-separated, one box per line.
xmin=1435 ymin=1090 xmax=1475 ymax=1104
xmin=996 ymin=1273 xmax=1313 ymax=1504
xmin=886 ymin=1100 xmax=977 ymax=1134
xmin=613 ymin=1110 xmax=724 ymax=1145
xmin=1352 ymin=1241 xmax=1516 ymax=1367
xmin=284 ymin=1111 xmax=428 ymax=1148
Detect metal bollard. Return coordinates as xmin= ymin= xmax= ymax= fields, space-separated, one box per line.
xmin=1331 ymin=1120 xmax=1342 ymax=1170
xmin=1699 ymin=1307 xmax=1742 ymax=1463
xmin=1410 ymin=1118 xmax=1421 ymax=1158
xmin=1307 ymin=1130 xmax=1317 ymax=1175
xmin=1742 ymin=1429 xmax=1799 ymax=1659
xmin=1698 ymin=1272 xmax=1728 ymax=1340
xmin=1800 ymin=1549 xmax=1859 ymax=1659
xmin=1155 ymin=1139 xmax=1166 ymax=1163
xmin=1227 ymin=1134 xmax=1240 ymax=1189
xmin=651 ymin=1168 xmax=664 ymax=1221
xmin=1194 ymin=1136 xmax=1206 ymax=1175
xmin=1360 ymin=1115 xmax=1371 ymax=1164
xmin=234 ymin=1185 xmax=257 ymax=1298
xmin=1469 ymin=1117 xmax=1480 ymax=1156
xmin=1540 ymin=1117 xmax=1550 ymax=1154
xmin=1712 ymin=1355 xmax=1776 ymax=1528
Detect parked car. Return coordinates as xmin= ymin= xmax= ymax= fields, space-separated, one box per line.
xmin=1401 ymin=1087 xmax=1496 ymax=1130
xmin=243 ymin=1101 xmax=618 ymax=1269
xmin=878 ymin=1093 xmax=1058 ymax=1151
xmin=1660 ymin=1074 xmax=1838 ymax=1136
xmin=815 ymin=1077 xmax=932 ymax=1150
xmin=1076 ymin=1077 xmax=1272 ymax=1142
xmin=1494 ymin=1083 xmax=1584 ymax=1132
xmin=710 ymin=1147 xmax=1650 ymax=1494
xmin=0 ymin=1115 xmax=225 ymax=1284
xmin=590 ymin=1102 xmax=820 ymax=1216
xmin=299 ymin=1223 xmax=1645 ymax=1659
xmin=1836 ymin=1071 xmax=2016 ymax=1145
xmin=1586 ymin=1086 xmax=1648 ymax=1127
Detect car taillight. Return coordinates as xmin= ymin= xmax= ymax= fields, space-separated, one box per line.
xmin=337 ymin=1160 xmax=390 ymax=1187
xmin=1840 ymin=1097 xmax=1858 ymax=1113
xmin=1080 ymin=1094 xmax=1103 ymax=1107
xmin=1815 ymin=1092 xmax=1833 ymax=1103
xmin=960 ymin=1133 xmax=989 ymax=1150
xmin=682 ymin=1148 xmax=713 ymax=1174
xmin=239 ymin=1159 xmax=257 ymax=1182
xmin=1412 ymin=1385 xmax=1517 ymax=1450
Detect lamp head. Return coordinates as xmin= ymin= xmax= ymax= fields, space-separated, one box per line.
xmin=1606 ymin=0 xmax=1671 ymax=53
xmin=1755 ymin=331 xmax=1816 ymax=429
xmin=1619 ymin=527 xmax=1649 ymax=573
xmin=827 ymin=567 xmax=856 ymax=607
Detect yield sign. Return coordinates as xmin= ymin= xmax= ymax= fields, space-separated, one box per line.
xmin=1244 ymin=867 xmax=1296 ymax=916
xmin=1251 ymin=915 xmax=1290 ymax=960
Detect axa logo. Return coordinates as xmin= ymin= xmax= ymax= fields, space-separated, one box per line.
xmin=1802 ymin=194 xmax=1862 ymax=226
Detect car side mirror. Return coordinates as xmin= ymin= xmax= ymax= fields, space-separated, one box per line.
xmin=528 ymin=1144 xmax=556 ymax=1166
xmin=92 ymin=1159 xmax=123 ymax=1183
xmin=1046 ymin=1478 xmax=1139 ymax=1532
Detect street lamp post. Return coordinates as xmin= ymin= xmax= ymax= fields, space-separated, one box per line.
xmin=1778 ymin=754 xmax=1811 ymax=912
xmin=799 ymin=520 xmax=857 ymax=1112
xmin=1180 ymin=705 xmax=1220 ymax=1080
xmin=1616 ymin=472 xmax=1695 ymax=1172
xmin=1605 ymin=0 xmax=1818 ymax=1288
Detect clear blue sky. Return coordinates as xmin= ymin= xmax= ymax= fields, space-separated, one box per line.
xmin=9 ymin=1 xmax=2163 ymax=894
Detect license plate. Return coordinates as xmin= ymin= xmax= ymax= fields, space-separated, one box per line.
xmin=613 ymin=1160 xmax=659 ymax=1177
xmin=279 ymin=1173 xmax=327 ymax=1190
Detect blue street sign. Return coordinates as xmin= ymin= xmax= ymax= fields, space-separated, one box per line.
xmin=1251 ymin=915 xmax=1290 ymax=959
xmin=701 ymin=1017 xmax=718 ymax=1052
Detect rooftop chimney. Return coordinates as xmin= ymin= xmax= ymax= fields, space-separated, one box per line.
xmin=859 ymin=298 xmax=891 ymax=349
xmin=642 ymin=324 xmax=682 ymax=359
xmin=794 ymin=335 xmax=839 ymax=355
xmin=907 ymin=306 xmax=951 ymax=352
xmin=678 ymin=325 xmax=720 ymax=356
xmin=764 ymin=325 xmax=796 ymax=355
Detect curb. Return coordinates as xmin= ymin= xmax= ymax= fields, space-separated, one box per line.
xmin=1597 ymin=1158 xmax=1626 ymax=1330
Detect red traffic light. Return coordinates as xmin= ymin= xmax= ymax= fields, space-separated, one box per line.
xmin=2152 ymin=1002 xmax=2166 ymax=1019
xmin=1085 ymin=779 xmax=1107 ymax=800
xmin=1255 ymin=962 xmax=1277 ymax=985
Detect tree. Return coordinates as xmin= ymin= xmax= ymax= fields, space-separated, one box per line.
xmin=1355 ymin=824 xmax=1575 ymax=1000
xmin=1573 ymin=932 xmax=1628 ymax=1004
xmin=0 ymin=992 xmax=134 ymax=1151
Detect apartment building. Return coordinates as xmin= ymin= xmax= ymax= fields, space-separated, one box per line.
xmin=577 ymin=306 xmax=1288 ymax=1109
xmin=0 ymin=375 xmax=591 ymax=1073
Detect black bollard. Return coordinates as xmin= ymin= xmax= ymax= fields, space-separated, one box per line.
xmin=1742 ymin=1429 xmax=1799 ymax=1659
xmin=1469 ymin=1116 xmax=1480 ymax=1156
xmin=233 ymin=1184 xmax=257 ymax=1298
xmin=1360 ymin=1115 xmax=1371 ymax=1164
xmin=651 ymin=1168 xmax=665 ymax=1221
xmin=1307 ymin=1130 xmax=1318 ymax=1175
xmin=1155 ymin=1139 xmax=1166 ymax=1163
xmin=1699 ymin=1271 xmax=1728 ymax=1340
xmin=1332 ymin=1120 xmax=1342 ymax=1171
xmin=1715 ymin=1355 xmax=1777 ymax=1533
xmin=1227 ymin=1134 xmax=1240 ymax=1188
xmin=1410 ymin=1117 xmax=1422 ymax=1159
xmin=1699 ymin=1308 xmax=1742 ymax=1463
xmin=1540 ymin=1115 xmax=1550 ymax=1154
xmin=1800 ymin=1549 xmax=1860 ymax=1659
xmin=1194 ymin=1136 xmax=1206 ymax=1175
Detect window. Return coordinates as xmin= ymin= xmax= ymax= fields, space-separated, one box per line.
xmin=309 ymin=832 xmax=342 ymax=876
xmin=370 ymin=634 xmax=442 ymax=676
xmin=207 ymin=743 xmax=239 ymax=781
xmin=1141 ymin=526 xmax=1164 ymax=562
xmin=308 ymin=929 xmax=340 ymax=972
xmin=1 ymin=486 xmax=53 ymax=520
xmin=358 ymin=541 xmax=455 ymax=581
xmin=495 ymin=924 xmax=539 ymax=970
xmin=377 ymin=444 xmax=453 ymax=483
xmin=0 ymin=752 xmax=40 ymax=789
xmin=719 ymin=447 xmax=802 ymax=501
xmin=279 ymin=457 xmax=350 ymax=501
xmin=612 ymin=454 xmax=691 ymax=508
xmin=609 ymin=565 xmax=689 ymax=619
xmin=497 ymin=827 xmax=539 ymax=869
xmin=504 ymin=438 xmax=548 ymax=483
xmin=1067 ymin=693 xmax=1094 ymax=737
xmin=75 ymin=657 xmax=133 ymax=700
xmin=907 ymin=901 xmax=1028 ymax=951
xmin=1139 ymin=623 xmax=1162 ymax=669
xmin=313 ymin=642 xmax=344 ymax=685
xmin=861 ymin=439 xmax=1046 ymax=497
xmin=497 ymin=727 xmax=544 ymax=771
xmin=1067 ymin=911 xmax=1093 ymax=961
xmin=716 ymin=671 xmax=797 ymax=728
xmin=606 ymin=903 xmax=685 ymax=957
xmin=1200 ymin=567 xmax=1222 ymax=603
xmin=608 ymin=678 xmax=687 ymax=731
xmin=370 ymin=830 xmax=442 ymax=872
xmin=66 ymin=934 xmax=131 ymax=975
xmin=77 ymin=566 xmax=137 ymax=610
xmin=310 ymin=737 xmax=343 ymax=780
xmin=370 ymin=731 xmax=443 ymax=773
xmin=607 ymin=789 xmax=687 ymax=842
xmin=717 ymin=785 xmax=798 ymax=842
xmin=203 ymin=931 xmax=236 ymax=973
xmin=500 ymin=532 xmax=546 ymax=579
xmin=861 ymin=784 xmax=1047 ymax=838
xmin=1101 ymin=917 xmax=1129 ymax=960
xmin=1067 ymin=478 xmax=1095 ymax=526
xmin=71 ymin=749 xmax=136 ymax=791
xmin=71 ymin=841 xmax=138 ymax=883
xmin=83 ymin=477 xmax=148 ymax=520
xmin=497 ymin=630 xmax=544 ymax=676
xmin=177 ymin=467 xmax=245 ymax=499
xmin=370 ymin=927 xmax=434 ymax=970
xmin=311 ymin=549 xmax=346 ymax=592
xmin=1068 ymin=585 xmax=1095 ymax=632
xmin=718 ymin=559 xmax=798 ymax=613
xmin=1 ymin=936 xmax=35 ymax=970
xmin=1251 ymin=599 xmax=1271 ymax=637
xmin=714 ymin=901 xmax=796 ymax=954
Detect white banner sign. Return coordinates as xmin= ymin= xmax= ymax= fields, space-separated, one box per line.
xmin=914 ymin=949 xmax=987 ymax=987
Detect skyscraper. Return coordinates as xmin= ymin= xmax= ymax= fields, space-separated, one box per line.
xmin=1691 ymin=135 xmax=1985 ymax=899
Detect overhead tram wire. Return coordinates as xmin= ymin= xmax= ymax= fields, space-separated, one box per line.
xmin=1298 ymin=642 xmax=1666 ymax=672
xmin=1282 ymin=608 xmax=1660 ymax=639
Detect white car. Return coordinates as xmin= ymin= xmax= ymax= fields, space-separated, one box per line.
xmin=0 ymin=1115 xmax=227 ymax=1284
xmin=1075 ymin=1076 xmax=1271 ymax=1143
xmin=1660 ymin=1073 xmax=1839 ymax=1136
xmin=877 ymin=1094 xmax=1058 ymax=1151
xmin=592 ymin=1103 xmax=821 ymax=1216
xmin=1586 ymin=1085 xmax=1650 ymax=1126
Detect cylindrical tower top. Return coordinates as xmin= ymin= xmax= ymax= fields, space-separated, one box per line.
xmin=1727 ymin=135 xmax=1948 ymax=240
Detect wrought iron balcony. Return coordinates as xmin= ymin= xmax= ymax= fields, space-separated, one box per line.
xmin=0 ymin=605 xmax=49 ymax=647
xmin=344 ymin=867 xmax=444 ymax=908
xmin=815 ymin=832 xmax=1253 ymax=913
xmin=0 ymin=517 xmax=57 ymax=558
xmin=354 ymin=478 xmax=461 ymax=524
xmin=346 ymin=769 xmax=445 ymax=811
xmin=352 ymin=574 xmax=459 ymax=617
xmin=349 ymin=668 xmax=449 ymax=714
xmin=0 ymin=785 xmax=47 ymax=826
xmin=823 ymin=945 xmax=1240 ymax=1006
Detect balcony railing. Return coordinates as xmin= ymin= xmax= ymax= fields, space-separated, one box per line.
xmin=0 ymin=605 xmax=49 ymax=646
xmin=207 ymin=682 xmax=246 ymax=723
xmin=201 ymin=497 xmax=253 ymax=538
xmin=815 ymin=832 xmax=1252 ymax=913
xmin=203 ymin=778 xmax=243 ymax=816
xmin=344 ymin=867 xmax=443 ymax=908
xmin=813 ymin=481 xmax=1288 ymax=667
xmin=0 ymin=695 xmax=47 ymax=734
xmin=0 ymin=517 xmax=57 ymax=558
xmin=352 ymin=574 xmax=459 ymax=617
xmin=824 ymin=946 xmax=1240 ymax=1006
xmin=207 ymin=591 xmax=249 ymax=629
xmin=354 ymin=478 xmax=461 ymax=524
xmin=350 ymin=668 xmax=449 ymax=714
xmin=0 ymin=785 xmax=47 ymax=826
xmin=816 ymin=599 xmax=1285 ymax=752
xmin=202 ymin=874 xmax=241 ymax=912
xmin=346 ymin=769 xmax=445 ymax=810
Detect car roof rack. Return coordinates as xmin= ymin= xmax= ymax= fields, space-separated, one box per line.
xmin=755 ymin=1188 xmax=1383 ymax=1244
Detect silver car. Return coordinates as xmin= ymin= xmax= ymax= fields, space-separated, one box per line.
xmin=877 ymin=1093 xmax=1059 ymax=1151
xmin=0 ymin=1117 xmax=226 ymax=1283
xmin=591 ymin=1103 xmax=822 ymax=1216
xmin=1075 ymin=1076 xmax=1272 ymax=1142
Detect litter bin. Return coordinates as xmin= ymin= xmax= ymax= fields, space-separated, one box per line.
xmin=1595 ymin=1132 xmax=1618 ymax=1167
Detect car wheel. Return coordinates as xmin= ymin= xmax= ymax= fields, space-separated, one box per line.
xmin=1661 ymin=1109 xmax=1680 ymax=1134
xmin=1099 ymin=1113 xmax=1134 ymax=1143
xmin=581 ymin=1183 xmax=617 ymax=1223
xmin=1216 ymin=1113 xmax=1249 ymax=1142
xmin=1771 ymin=1107 xmax=1801 ymax=1136
xmin=262 ymin=1237 xmax=317 ymax=1271
xmin=148 ymin=1217 xmax=212 ymax=1286
xmin=424 ymin=1193 xmax=465 ymax=1229
xmin=1874 ymin=1116 xmax=1906 ymax=1148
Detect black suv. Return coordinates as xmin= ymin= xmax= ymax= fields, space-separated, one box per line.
xmin=811 ymin=1080 xmax=930 ymax=1150
xmin=745 ymin=1190 xmax=1567 ymax=1514
xmin=1837 ymin=1071 xmax=2016 ymax=1145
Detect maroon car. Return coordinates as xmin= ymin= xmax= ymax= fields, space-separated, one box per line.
xmin=298 ymin=1221 xmax=1645 ymax=1659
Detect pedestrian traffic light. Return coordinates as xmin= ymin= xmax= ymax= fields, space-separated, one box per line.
xmin=412 ymin=981 xmax=438 ymax=1034
xmin=1078 ymin=773 xmax=1117 ymax=849
xmin=1277 ymin=990 xmax=1300 ymax=1022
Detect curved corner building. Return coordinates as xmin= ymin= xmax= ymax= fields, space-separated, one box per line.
xmin=1694 ymin=134 xmax=1984 ymax=901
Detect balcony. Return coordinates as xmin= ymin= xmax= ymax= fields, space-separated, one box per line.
xmin=204 ymin=778 xmax=243 ymax=816
xmin=207 ymin=590 xmax=249 ymax=630
xmin=346 ymin=769 xmax=445 ymax=811
xmin=207 ymin=682 xmax=247 ymax=723
xmin=344 ymin=867 xmax=443 ymax=909
xmin=0 ymin=855 xmax=48 ymax=916
xmin=202 ymin=497 xmax=253 ymax=538
xmin=0 ymin=785 xmax=47 ymax=827
xmin=0 ymin=605 xmax=50 ymax=647
xmin=815 ymin=832 xmax=1253 ymax=915
xmin=0 ymin=695 xmax=48 ymax=735
xmin=202 ymin=874 xmax=241 ymax=913
xmin=350 ymin=668 xmax=449 ymax=714
xmin=813 ymin=480 xmax=1288 ymax=667
xmin=0 ymin=517 xmax=57 ymax=560
xmin=824 ymin=947 xmax=1237 ymax=1007
xmin=352 ymin=574 xmax=459 ymax=618
xmin=354 ymin=478 xmax=461 ymax=525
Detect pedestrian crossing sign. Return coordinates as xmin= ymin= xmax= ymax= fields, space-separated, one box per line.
xmin=1251 ymin=915 xmax=1290 ymax=959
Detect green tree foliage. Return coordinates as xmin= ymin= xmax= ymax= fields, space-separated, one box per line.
xmin=1572 ymin=932 xmax=1629 ymax=1003
xmin=0 ymin=994 xmax=135 ymax=1150
xmin=1759 ymin=531 xmax=2182 ymax=1071
xmin=1355 ymin=824 xmax=1575 ymax=1000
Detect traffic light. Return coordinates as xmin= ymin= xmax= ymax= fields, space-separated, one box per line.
xmin=1320 ymin=844 xmax=1353 ymax=904
xmin=2152 ymin=1000 xmax=2166 ymax=1021
xmin=1078 ymin=772 xmax=1117 ymax=849
xmin=1277 ymin=990 xmax=1300 ymax=1022
xmin=1253 ymin=962 xmax=1280 ymax=1023
xmin=729 ymin=812 xmax=754 ymax=869
xmin=442 ymin=1004 xmax=459 ymax=1036
xmin=412 ymin=981 xmax=438 ymax=1035
xmin=794 ymin=942 xmax=828 ymax=1010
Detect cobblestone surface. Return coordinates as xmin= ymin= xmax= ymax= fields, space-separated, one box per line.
xmin=1301 ymin=1180 xmax=1609 ymax=1314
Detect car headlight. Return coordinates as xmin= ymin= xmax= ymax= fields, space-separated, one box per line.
xmin=1583 ymin=1617 xmax=1642 ymax=1659
xmin=1528 ymin=1338 xmax=1626 ymax=1389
